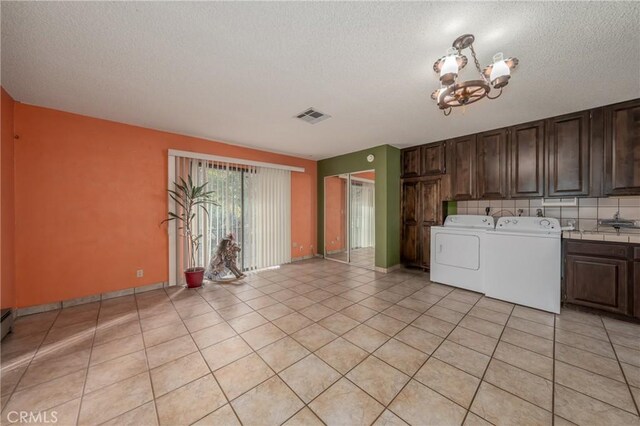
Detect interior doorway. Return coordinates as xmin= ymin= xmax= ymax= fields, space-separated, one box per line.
xmin=324 ymin=170 xmax=375 ymax=269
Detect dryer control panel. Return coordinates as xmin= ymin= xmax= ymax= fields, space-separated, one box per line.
xmin=444 ymin=215 xmax=495 ymax=229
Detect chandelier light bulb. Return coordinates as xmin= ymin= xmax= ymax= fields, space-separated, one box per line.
xmin=489 ymin=52 xmax=511 ymax=88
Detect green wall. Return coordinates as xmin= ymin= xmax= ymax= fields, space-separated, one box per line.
xmin=317 ymin=145 xmax=401 ymax=269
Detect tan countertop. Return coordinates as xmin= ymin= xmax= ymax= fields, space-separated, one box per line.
xmin=562 ymin=230 xmax=640 ymax=243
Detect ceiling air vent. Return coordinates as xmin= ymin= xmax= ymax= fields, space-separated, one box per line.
xmin=295 ymin=107 xmax=331 ymax=124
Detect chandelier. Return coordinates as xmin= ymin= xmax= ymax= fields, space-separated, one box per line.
xmin=431 ymin=34 xmax=519 ymax=116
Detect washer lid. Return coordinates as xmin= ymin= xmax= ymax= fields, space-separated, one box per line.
xmin=494 ymin=216 xmax=561 ymax=234
xmin=444 ymin=215 xmax=495 ymax=229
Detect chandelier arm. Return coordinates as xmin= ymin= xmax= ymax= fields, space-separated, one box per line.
xmin=486 ymin=88 xmax=503 ymax=100
xmin=443 ymin=107 xmax=452 ymax=116
xmin=468 ymin=44 xmax=488 ymax=83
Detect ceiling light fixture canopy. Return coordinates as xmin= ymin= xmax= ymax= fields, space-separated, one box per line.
xmin=431 ymin=34 xmax=519 ymax=116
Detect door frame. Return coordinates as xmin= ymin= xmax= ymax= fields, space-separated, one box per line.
xmin=323 ymin=169 xmax=376 ymax=269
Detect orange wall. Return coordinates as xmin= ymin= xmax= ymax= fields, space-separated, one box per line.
xmin=324 ymin=176 xmax=346 ymax=252
xmin=13 ymin=104 xmax=317 ymax=308
xmin=1 ymin=88 xmax=16 ymax=309
xmin=352 ymin=171 xmax=375 ymax=181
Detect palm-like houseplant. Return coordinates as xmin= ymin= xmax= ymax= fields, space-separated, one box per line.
xmin=163 ymin=174 xmax=216 ymax=288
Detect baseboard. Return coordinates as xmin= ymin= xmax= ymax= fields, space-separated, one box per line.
xmin=291 ymin=254 xmax=318 ymax=262
xmin=374 ymin=263 xmax=402 ymax=274
xmin=16 ymin=281 xmax=168 ymax=317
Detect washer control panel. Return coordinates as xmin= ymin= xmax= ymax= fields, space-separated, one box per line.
xmin=495 ymin=216 xmax=561 ymax=233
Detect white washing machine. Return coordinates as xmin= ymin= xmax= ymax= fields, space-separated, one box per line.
xmin=485 ymin=217 xmax=562 ymax=313
xmin=430 ymin=215 xmax=495 ymax=293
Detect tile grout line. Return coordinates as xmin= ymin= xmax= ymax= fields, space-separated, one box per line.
xmin=599 ymin=316 xmax=640 ymax=417
xmin=134 ymin=289 xmax=162 ymax=426
xmin=0 ymin=309 xmax=62 ymax=418
xmin=552 ymin=312 xmax=557 ymax=425
xmin=75 ymin=302 xmax=103 ymax=425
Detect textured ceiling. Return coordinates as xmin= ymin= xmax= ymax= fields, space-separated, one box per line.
xmin=2 ymin=2 xmax=639 ymax=159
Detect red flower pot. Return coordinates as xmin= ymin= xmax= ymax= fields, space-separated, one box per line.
xmin=184 ymin=267 xmax=205 ymax=288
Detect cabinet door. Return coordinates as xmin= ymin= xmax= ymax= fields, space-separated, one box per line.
xmin=421 ymin=142 xmax=446 ymax=175
xmin=547 ymin=112 xmax=590 ymax=197
xmin=420 ymin=226 xmax=431 ymax=268
xmin=477 ymin=129 xmax=508 ymax=199
xmin=451 ymin=135 xmax=477 ymax=200
xmin=402 ymin=147 xmax=421 ymax=178
xmin=634 ymin=261 xmax=640 ymax=319
xmin=604 ymin=99 xmax=640 ymax=195
xmin=510 ymin=121 xmax=545 ymax=198
xmin=419 ymin=178 xmax=441 ymax=269
xmin=420 ymin=178 xmax=441 ymax=225
xmin=401 ymin=181 xmax=420 ymax=265
xmin=566 ymin=254 xmax=629 ymax=315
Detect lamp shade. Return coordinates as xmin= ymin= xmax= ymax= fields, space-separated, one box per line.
xmin=439 ymin=48 xmax=460 ymax=85
xmin=489 ymin=52 xmax=511 ymax=88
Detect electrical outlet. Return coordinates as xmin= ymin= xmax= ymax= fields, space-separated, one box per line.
xmin=136 ymin=269 xmax=144 ymax=278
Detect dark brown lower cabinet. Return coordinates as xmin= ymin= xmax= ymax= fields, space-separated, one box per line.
xmin=401 ymin=224 xmax=419 ymax=266
xmin=565 ymin=254 xmax=628 ymax=315
xmin=634 ymin=261 xmax=640 ymax=318
xmin=564 ymin=240 xmax=639 ymax=318
xmin=420 ymin=225 xmax=431 ymax=268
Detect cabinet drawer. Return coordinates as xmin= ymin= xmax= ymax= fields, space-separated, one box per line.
xmin=565 ymin=241 xmax=630 ymax=259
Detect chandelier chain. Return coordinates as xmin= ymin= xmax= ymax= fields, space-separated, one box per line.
xmin=468 ymin=44 xmax=488 ymax=83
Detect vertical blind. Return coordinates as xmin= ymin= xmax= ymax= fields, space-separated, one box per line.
xmin=172 ymin=156 xmax=291 ymax=283
xmin=350 ymin=180 xmax=375 ymax=249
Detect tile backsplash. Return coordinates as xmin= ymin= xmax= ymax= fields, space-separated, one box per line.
xmin=455 ymin=196 xmax=640 ymax=233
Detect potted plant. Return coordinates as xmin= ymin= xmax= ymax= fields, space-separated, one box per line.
xmin=163 ymin=174 xmax=216 ymax=288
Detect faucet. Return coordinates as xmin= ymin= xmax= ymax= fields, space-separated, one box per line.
xmin=613 ymin=211 xmax=620 ymax=220
xmin=536 ymin=208 xmax=543 ymax=217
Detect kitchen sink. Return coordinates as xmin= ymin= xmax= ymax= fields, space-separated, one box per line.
xmin=598 ymin=218 xmax=639 ymax=233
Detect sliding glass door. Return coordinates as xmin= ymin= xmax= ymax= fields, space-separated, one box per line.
xmin=170 ymin=154 xmax=292 ymax=285
xmin=324 ymin=170 xmax=375 ymax=269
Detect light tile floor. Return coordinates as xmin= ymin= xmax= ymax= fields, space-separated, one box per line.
xmin=1 ymin=259 xmax=639 ymax=425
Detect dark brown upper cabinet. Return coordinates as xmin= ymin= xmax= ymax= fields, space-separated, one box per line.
xmin=509 ymin=121 xmax=545 ymax=198
xmin=546 ymin=111 xmax=590 ymax=197
xmin=451 ymin=135 xmax=477 ymax=200
xmin=401 ymin=147 xmax=421 ymax=178
xmin=421 ymin=142 xmax=446 ymax=175
xmin=477 ymin=129 xmax=508 ymax=199
xmin=604 ymin=99 xmax=640 ymax=195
